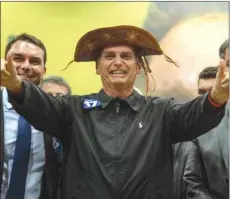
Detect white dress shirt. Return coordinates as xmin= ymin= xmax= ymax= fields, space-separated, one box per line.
xmin=1 ymin=88 xmax=45 ymax=199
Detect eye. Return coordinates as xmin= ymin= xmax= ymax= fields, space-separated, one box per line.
xmin=121 ymin=53 xmax=134 ymax=60
xmin=31 ymin=61 xmax=39 ymax=65
xmin=104 ymin=53 xmax=115 ymax=60
xmin=122 ymin=55 xmax=132 ymax=60
xmin=13 ymin=56 xmax=23 ymax=62
xmin=30 ymin=59 xmax=41 ymax=65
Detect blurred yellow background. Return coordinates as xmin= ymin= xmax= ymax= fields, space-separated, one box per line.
xmin=1 ymin=2 xmax=151 ymax=94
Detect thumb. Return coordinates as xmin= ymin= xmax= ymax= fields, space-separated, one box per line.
xmin=217 ymin=59 xmax=226 ymax=79
xmin=5 ymin=54 xmax=16 ymax=75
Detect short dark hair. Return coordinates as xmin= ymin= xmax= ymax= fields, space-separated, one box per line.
xmin=219 ymin=39 xmax=229 ymax=58
xmin=39 ymin=76 xmax=71 ymax=95
xmin=5 ymin=33 xmax=47 ymax=65
xmin=198 ymin=66 xmax=218 ymax=80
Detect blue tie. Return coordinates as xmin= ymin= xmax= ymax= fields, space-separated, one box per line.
xmin=6 ymin=116 xmax=31 ymax=199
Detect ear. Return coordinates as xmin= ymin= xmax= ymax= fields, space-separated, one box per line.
xmin=42 ymin=66 xmax=46 ymax=76
xmin=136 ymin=65 xmax=141 ymax=75
xmin=96 ymin=67 xmax=100 ymax=75
xmin=95 ymin=60 xmax=100 ymax=75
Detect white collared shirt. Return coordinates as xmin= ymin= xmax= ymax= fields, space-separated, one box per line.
xmin=1 ymin=88 xmax=45 ymax=199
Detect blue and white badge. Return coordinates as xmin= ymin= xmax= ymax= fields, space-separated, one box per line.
xmin=82 ymin=98 xmax=102 ymax=109
xmin=53 ymin=137 xmax=61 ymax=154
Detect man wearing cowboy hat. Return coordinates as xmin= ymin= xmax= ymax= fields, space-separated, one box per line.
xmin=0 ymin=25 xmax=229 ymax=199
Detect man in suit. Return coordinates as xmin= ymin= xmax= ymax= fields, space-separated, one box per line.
xmin=183 ymin=40 xmax=229 ymax=199
xmin=173 ymin=66 xmax=219 ymax=199
xmin=0 ymin=33 xmax=60 ymax=199
xmin=0 ymin=25 xmax=229 ymax=199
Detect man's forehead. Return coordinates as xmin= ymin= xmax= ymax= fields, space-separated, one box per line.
xmin=198 ymin=78 xmax=216 ymax=85
xmin=102 ymin=45 xmax=135 ymax=53
xmin=9 ymin=40 xmax=44 ymax=57
xmin=42 ymin=82 xmax=68 ymax=92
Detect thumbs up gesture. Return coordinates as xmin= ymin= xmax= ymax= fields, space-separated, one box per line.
xmin=1 ymin=55 xmax=22 ymax=93
xmin=210 ymin=59 xmax=229 ymax=105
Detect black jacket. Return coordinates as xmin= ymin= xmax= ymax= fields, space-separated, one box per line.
xmin=0 ymin=89 xmax=60 ymax=199
xmin=173 ymin=142 xmax=194 ymax=199
xmin=8 ymin=81 xmax=225 ymax=199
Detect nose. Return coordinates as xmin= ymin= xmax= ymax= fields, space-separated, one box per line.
xmin=20 ymin=60 xmax=31 ymax=71
xmin=114 ymin=56 xmax=122 ymax=67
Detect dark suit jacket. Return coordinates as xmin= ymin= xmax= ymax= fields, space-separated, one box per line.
xmin=183 ymin=107 xmax=229 ymax=199
xmin=173 ymin=142 xmax=194 ymax=199
xmin=0 ymin=89 xmax=60 ymax=199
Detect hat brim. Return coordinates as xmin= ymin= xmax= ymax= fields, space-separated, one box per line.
xmin=74 ymin=25 xmax=163 ymax=62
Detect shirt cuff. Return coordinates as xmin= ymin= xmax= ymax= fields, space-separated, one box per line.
xmin=208 ymin=92 xmax=224 ymax=107
xmin=203 ymin=91 xmax=226 ymax=114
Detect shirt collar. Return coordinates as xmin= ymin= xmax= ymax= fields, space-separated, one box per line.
xmin=95 ymin=89 xmax=143 ymax=111
xmin=2 ymin=87 xmax=13 ymax=109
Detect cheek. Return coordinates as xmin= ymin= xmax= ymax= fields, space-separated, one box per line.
xmin=130 ymin=63 xmax=140 ymax=75
xmin=33 ymin=67 xmax=45 ymax=77
xmin=14 ymin=62 xmax=22 ymax=70
xmin=97 ymin=63 xmax=109 ymax=75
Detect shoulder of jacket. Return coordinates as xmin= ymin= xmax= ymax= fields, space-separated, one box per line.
xmin=150 ymin=96 xmax=174 ymax=105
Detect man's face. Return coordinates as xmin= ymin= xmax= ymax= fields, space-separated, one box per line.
xmin=224 ymin=47 xmax=229 ymax=69
xmin=6 ymin=40 xmax=46 ymax=85
xmin=197 ymin=78 xmax=216 ymax=95
xmin=224 ymin=47 xmax=229 ymax=61
xmin=96 ymin=46 xmax=140 ymax=88
xmin=41 ymin=83 xmax=69 ymax=97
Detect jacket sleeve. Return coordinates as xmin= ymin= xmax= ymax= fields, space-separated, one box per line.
xmin=183 ymin=140 xmax=214 ymax=199
xmin=7 ymin=81 xmax=72 ymax=141
xmin=165 ymin=92 xmax=226 ymax=143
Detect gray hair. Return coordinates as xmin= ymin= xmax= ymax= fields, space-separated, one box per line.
xmin=39 ymin=76 xmax=72 ymax=95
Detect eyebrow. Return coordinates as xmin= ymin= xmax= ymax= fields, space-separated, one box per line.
xmin=13 ymin=53 xmax=24 ymax=57
xmin=103 ymin=51 xmax=134 ymax=55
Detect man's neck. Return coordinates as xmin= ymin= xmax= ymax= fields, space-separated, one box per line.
xmin=103 ymin=86 xmax=133 ymax=99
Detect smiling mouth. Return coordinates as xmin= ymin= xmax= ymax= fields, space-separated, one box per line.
xmin=18 ymin=74 xmax=34 ymax=78
xmin=109 ymin=70 xmax=127 ymax=75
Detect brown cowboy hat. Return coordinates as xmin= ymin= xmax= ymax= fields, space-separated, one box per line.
xmin=74 ymin=25 xmax=164 ymax=62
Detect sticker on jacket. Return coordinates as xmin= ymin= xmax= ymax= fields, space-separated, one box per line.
xmin=82 ymin=98 xmax=102 ymax=109
xmin=53 ymin=137 xmax=60 ymax=150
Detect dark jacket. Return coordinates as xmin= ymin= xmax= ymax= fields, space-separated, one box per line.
xmin=7 ymin=81 xmax=225 ymax=199
xmin=183 ymin=108 xmax=229 ymax=199
xmin=0 ymin=89 xmax=60 ymax=199
xmin=173 ymin=142 xmax=194 ymax=199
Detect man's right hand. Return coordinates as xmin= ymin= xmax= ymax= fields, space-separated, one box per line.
xmin=1 ymin=56 xmax=22 ymax=93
